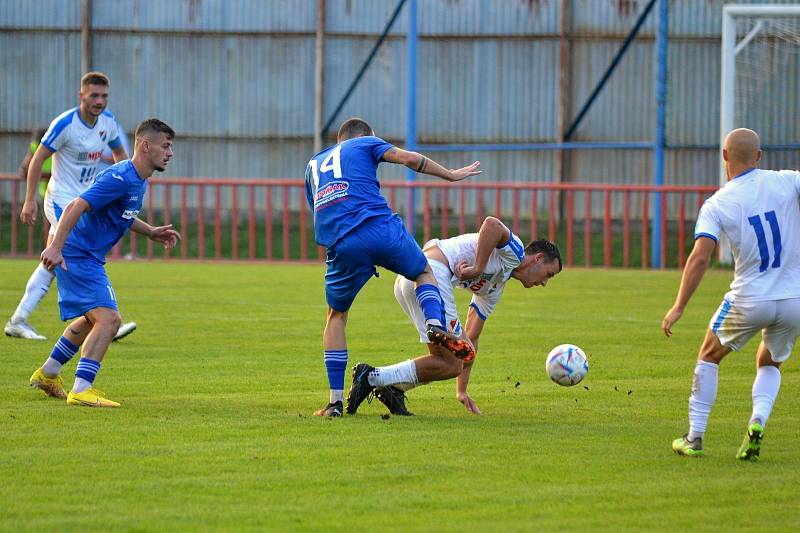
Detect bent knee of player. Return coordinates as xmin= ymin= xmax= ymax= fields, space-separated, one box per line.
xmin=326 ymin=307 xmax=348 ymax=324
xmin=428 ymin=345 xmax=463 ymax=377
xmin=698 ymin=328 xmax=731 ymax=364
xmin=85 ymin=308 xmax=122 ymax=333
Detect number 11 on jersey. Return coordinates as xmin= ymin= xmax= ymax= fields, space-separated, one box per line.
xmin=748 ymin=210 xmax=782 ymax=272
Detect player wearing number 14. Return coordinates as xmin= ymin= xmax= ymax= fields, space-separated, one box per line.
xmin=663 ymin=128 xmax=800 ymax=461
xmin=304 ymin=118 xmax=481 ymax=417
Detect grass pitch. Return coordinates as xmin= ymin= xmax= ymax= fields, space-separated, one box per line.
xmin=1 ymin=259 xmax=798 ymax=531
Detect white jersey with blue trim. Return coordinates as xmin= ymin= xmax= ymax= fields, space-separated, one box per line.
xmin=40 ymin=108 xmax=121 ymax=208
xmin=694 ymin=168 xmax=800 ymax=302
xmin=431 ymin=232 xmax=525 ymax=318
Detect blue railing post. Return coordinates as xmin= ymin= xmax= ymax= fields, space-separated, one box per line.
xmin=652 ymin=0 xmax=668 ymax=268
xmin=405 ymin=0 xmax=417 ymax=234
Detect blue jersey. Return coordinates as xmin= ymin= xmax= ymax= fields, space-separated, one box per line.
xmin=305 ymin=136 xmax=395 ymax=248
xmin=63 ymin=160 xmax=147 ymax=263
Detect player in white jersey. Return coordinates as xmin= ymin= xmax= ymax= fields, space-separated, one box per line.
xmin=346 ymin=217 xmax=563 ymax=416
xmin=663 ymin=128 xmax=800 ymax=461
xmin=6 ymin=72 xmax=136 ymax=341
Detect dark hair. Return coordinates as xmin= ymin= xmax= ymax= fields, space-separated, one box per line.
xmin=337 ymin=118 xmax=373 ymax=141
xmin=135 ymin=118 xmax=175 ymax=142
xmin=80 ymin=71 xmax=110 ymax=88
xmin=526 ymin=239 xmax=563 ymax=272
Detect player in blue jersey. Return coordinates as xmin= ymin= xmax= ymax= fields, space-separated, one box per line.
xmin=305 ymin=117 xmax=482 ymax=417
xmin=29 ymin=118 xmax=180 ymax=408
xmin=7 ymin=72 xmax=137 ymax=342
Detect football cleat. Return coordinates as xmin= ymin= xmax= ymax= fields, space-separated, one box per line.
xmin=426 ymin=325 xmax=475 ymax=361
xmin=112 ymin=321 xmax=137 ymax=342
xmin=313 ymin=400 xmax=343 ymax=417
xmin=375 ymin=386 xmax=414 ymax=416
xmin=5 ymin=319 xmax=46 ymax=341
xmin=29 ymin=367 xmax=66 ymax=398
xmin=345 ymin=363 xmax=376 ymax=415
xmin=672 ymin=434 xmax=704 ymax=457
xmin=736 ymin=422 xmax=764 ymax=462
xmin=66 ymin=388 xmax=120 ymax=408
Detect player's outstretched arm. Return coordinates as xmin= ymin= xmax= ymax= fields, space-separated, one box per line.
xmin=456 ymin=307 xmax=485 ymax=414
xmin=454 ymin=216 xmax=510 ymax=280
xmin=21 ymin=144 xmax=54 ymax=225
xmin=382 ymin=147 xmax=481 ymax=182
xmin=131 ymin=219 xmax=182 ymax=249
xmin=662 ymin=236 xmax=716 ymax=337
xmin=40 ymin=197 xmax=91 ymax=271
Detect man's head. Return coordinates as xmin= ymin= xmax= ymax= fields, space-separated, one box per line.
xmin=511 ymin=239 xmax=563 ymax=288
xmin=134 ymin=118 xmax=175 ymax=172
xmin=79 ymin=71 xmax=110 ymax=119
xmin=723 ymin=128 xmax=761 ymax=174
xmin=337 ymin=118 xmax=374 ymax=143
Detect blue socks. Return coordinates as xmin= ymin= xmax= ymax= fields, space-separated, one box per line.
xmin=73 ymin=358 xmax=101 ymax=393
xmin=324 ymin=350 xmax=348 ymax=403
xmin=41 ymin=336 xmax=79 ymax=376
xmin=415 ymin=284 xmax=445 ymax=328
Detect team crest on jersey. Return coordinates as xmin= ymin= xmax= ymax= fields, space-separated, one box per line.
xmin=122 ymin=209 xmax=140 ymax=220
xmin=99 ymin=130 xmax=107 ymax=141
xmin=314 ymin=181 xmax=350 ymax=210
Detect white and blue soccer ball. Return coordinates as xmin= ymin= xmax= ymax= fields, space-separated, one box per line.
xmin=546 ymin=344 xmax=588 ymax=386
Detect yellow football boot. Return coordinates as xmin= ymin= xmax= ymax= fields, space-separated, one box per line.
xmin=29 ymin=367 xmax=66 ymax=398
xmin=66 ymin=387 xmax=120 ymax=408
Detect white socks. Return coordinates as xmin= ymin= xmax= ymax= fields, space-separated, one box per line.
xmin=329 ymin=390 xmax=344 ymax=404
xmin=42 ymin=357 xmax=63 ymax=377
xmin=751 ymin=365 xmax=781 ymax=426
xmin=11 ymin=264 xmax=55 ymax=321
xmin=72 ymin=377 xmax=92 ymax=394
xmin=687 ymin=361 xmax=719 ymax=441
xmin=367 ymin=360 xmax=419 ymax=389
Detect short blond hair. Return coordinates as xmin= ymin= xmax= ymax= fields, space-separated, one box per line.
xmin=80 ymin=71 xmax=110 ymax=88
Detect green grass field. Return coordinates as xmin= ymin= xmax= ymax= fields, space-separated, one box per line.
xmin=1 ymin=259 xmax=798 ymax=531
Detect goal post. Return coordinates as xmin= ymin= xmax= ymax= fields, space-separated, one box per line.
xmin=718 ymin=4 xmax=800 ymax=263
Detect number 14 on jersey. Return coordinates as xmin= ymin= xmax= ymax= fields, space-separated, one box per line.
xmin=307 ymin=145 xmax=342 ymax=188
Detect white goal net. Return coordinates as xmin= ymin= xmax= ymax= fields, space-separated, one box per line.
xmin=718 ymin=4 xmax=800 ymax=262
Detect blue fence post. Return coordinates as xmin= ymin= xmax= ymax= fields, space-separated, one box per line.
xmin=405 ymin=0 xmax=417 ymax=234
xmin=652 ymin=0 xmax=668 ymax=268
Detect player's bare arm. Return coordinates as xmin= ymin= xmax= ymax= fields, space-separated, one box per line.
xmin=111 ymin=144 xmax=129 ymax=163
xmin=20 ymin=144 xmax=55 ymax=225
xmin=18 ymin=150 xmax=33 ymax=181
xmin=131 ymin=218 xmax=181 ymax=249
xmin=662 ymin=236 xmax=716 ymax=337
xmin=381 ymin=147 xmax=481 ymax=182
xmin=455 ymin=216 xmax=511 ymax=280
xmin=456 ymin=306 xmax=485 ymax=414
xmin=40 ymin=197 xmax=91 ymax=271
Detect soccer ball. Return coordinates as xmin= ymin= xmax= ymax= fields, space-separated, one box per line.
xmin=545 ymin=344 xmax=588 ymax=386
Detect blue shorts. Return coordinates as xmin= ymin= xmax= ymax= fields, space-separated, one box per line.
xmin=325 ymin=214 xmax=428 ymax=312
xmin=54 ymin=257 xmax=119 ymax=321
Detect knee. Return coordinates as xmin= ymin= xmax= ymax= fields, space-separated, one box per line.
xmin=431 ymin=347 xmax=463 ymax=378
xmin=102 ymin=312 xmax=122 ymax=333
xmin=443 ymin=360 xmax=463 ymax=379
xmin=326 ymin=308 xmax=348 ymax=326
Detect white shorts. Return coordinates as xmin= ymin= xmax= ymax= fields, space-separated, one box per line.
xmin=394 ymin=259 xmax=462 ymax=343
xmin=43 ymin=194 xmax=63 ymax=237
xmin=709 ymin=294 xmax=800 ymax=362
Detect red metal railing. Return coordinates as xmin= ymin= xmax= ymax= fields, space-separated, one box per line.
xmin=0 ymin=174 xmax=717 ymax=268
